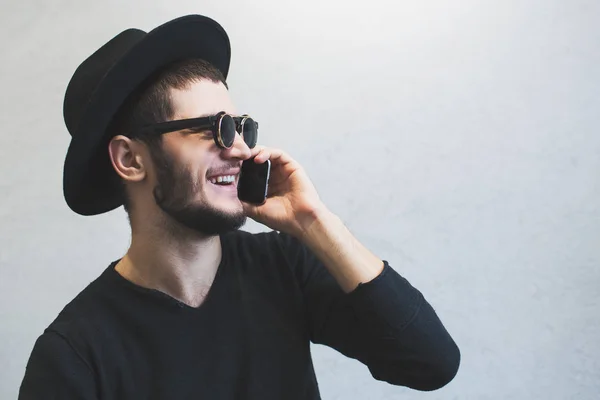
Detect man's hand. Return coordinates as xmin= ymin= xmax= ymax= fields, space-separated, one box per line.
xmin=240 ymin=146 xmax=384 ymax=292
xmin=240 ymin=146 xmax=326 ymax=238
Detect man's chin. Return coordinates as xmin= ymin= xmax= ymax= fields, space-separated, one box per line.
xmin=157 ymin=201 xmax=247 ymax=236
xmin=207 ymin=190 xmax=244 ymax=211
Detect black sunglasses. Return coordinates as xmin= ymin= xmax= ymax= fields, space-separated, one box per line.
xmin=130 ymin=111 xmax=258 ymax=149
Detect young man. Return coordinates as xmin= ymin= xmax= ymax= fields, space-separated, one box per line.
xmin=19 ymin=15 xmax=460 ymax=399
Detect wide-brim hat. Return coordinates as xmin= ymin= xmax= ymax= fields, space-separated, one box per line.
xmin=62 ymin=15 xmax=231 ymax=216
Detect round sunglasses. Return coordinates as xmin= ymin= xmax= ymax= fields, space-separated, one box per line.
xmin=130 ymin=111 xmax=258 ymax=149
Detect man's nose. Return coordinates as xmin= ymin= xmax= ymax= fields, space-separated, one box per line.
xmin=223 ymin=133 xmax=252 ymax=160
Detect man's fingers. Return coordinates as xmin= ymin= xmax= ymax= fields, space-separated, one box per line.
xmin=248 ymin=145 xmax=265 ymax=159
xmin=254 ymin=147 xmax=271 ymax=163
xmin=268 ymin=149 xmax=300 ymax=170
xmin=249 ymin=147 xmax=300 ymax=171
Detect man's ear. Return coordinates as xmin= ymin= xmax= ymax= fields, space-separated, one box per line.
xmin=108 ymin=136 xmax=147 ymax=183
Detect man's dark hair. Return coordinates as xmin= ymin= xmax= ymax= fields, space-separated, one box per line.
xmin=107 ymin=58 xmax=228 ymax=214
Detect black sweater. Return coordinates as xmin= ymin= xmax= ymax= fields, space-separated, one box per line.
xmin=18 ymin=230 xmax=460 ymax=399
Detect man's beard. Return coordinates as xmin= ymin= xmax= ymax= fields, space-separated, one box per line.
xmin=150 ymin=145 xmax=246 ymax=236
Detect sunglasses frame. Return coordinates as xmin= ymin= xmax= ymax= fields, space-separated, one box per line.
xmin=129 ymin=111 xmax=258 ymax=149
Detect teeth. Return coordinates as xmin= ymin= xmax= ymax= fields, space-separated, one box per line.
xmin=209 ymin=175 xmax=236 ymax=184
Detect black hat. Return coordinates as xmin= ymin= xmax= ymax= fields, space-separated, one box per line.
xmin=62 ymin=15 xmax=231 ymax=216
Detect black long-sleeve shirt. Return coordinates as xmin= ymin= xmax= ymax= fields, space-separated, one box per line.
xmin=18 ymin=229 xmax=460 ymax=399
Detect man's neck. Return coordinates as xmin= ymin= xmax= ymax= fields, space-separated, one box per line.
xmin=115 ymin=220 xmax=223 ymax=308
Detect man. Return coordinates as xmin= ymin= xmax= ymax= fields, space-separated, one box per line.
xmin=19 ymin=14 xmax=460 ymax=399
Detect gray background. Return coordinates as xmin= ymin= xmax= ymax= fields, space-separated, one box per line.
xmin=1 ymin=0 xmax=599 ymax=399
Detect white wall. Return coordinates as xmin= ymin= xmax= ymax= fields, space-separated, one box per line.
xmin=1 ymin=0 xmax=599 ymax=398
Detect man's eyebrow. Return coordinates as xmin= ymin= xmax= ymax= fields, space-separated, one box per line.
xmin=174 ymin=113 xmax=212 ymax=120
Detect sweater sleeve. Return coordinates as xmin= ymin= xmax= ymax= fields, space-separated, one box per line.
xmin=277 ymin=231 xmax=461 ymax=392
xmin=18 ymin=331 xmax=98 ymax=400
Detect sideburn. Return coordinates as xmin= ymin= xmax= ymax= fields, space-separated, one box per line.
xmin=148 ymin=140 xmax=198 ymax=208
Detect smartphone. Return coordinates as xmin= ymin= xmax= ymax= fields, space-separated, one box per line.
xmin=237 ymin=157 xmax=271 ymax=204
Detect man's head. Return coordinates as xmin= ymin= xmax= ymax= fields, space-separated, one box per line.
xmin=107 ymin=58 xmax=252 ymax=236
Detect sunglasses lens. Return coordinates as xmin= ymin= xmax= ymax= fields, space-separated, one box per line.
xmin=219 ymin=115 xmax=236 ymax=148
xmin=242 ymin=118 xmax=258 ymax=148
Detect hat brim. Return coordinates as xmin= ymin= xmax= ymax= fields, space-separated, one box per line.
xmin=63 ymin=15 xmax=231 ymax=216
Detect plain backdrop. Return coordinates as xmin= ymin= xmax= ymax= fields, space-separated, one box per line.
xmin=1 ymin=0 xmax=599 ymax=399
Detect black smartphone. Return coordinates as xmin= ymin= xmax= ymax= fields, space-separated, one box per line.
xmin=237 ymin=157 xmax=271 ymax=204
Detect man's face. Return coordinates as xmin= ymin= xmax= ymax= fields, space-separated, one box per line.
xmin=147 ymin=79 xmax=252 ymax=236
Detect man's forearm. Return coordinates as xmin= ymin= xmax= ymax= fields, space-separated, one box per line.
xmin=298 ymin=207 xmax=385 ymax=293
